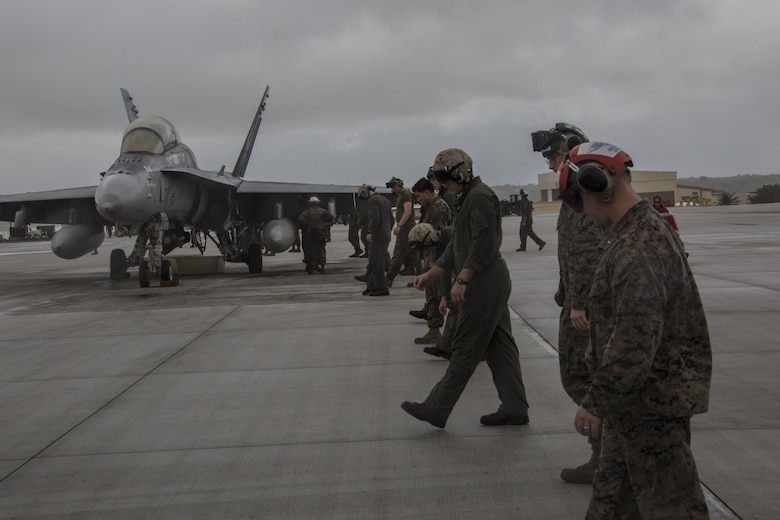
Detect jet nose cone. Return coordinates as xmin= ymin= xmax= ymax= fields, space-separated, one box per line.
xmin=97 ymin=194 xmax=122 ymax=220
xmin=95 ymin=173 xmax=148 ymax=223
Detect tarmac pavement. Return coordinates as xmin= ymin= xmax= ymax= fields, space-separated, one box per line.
xmin=1 ymin=203 xmax=778 ymax=519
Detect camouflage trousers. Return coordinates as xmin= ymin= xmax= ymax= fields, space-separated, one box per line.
xmin=419 ymin=250 xmax=444 ymax=329
xmin=587 ymin=416 xmax=709 ymax=519
xmin=558 ymin=306 xmax=592 ymax=405
xmin=559 ymin=306 xmax=601 ymax=455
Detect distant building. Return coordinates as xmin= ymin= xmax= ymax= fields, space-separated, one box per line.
xmin=538 ymin=169 xmax=680 ymax=206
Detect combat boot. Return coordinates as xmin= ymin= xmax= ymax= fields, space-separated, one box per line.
xmin=414 ymin=327 xmax=441 ymax=344
xmin=409 ymin=308 xmax=427 ymax=319
xmin=385 ymin=274 xmax=394 ymax=288
xmin=560 ymin=447 xmax=599 ymax=484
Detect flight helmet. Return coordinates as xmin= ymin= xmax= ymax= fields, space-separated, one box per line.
xmin=408 ymin=223 xmax=438 ymax=250
xmin=531 ymin=122 xmax=589 ymax=158
xmin=430 ymin=148 xmax=473 ymax=184
xmin=385 ymin=176 xmax=404 ymax=188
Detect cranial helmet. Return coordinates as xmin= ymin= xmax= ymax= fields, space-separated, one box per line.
xmin=531 ymin=122 xmax=589 ymax=158
xmin=385 ymin=176 xmax=404 ymax=188
xmin=431 ymin=148 xmax=473 ymax=184
xmin=408 ymin=222 xmax=438 ymax=250
xmin=557 ymin=142 xmax=633 ymax=210
xmin=357 ymin=184 xmax=373 ymax=199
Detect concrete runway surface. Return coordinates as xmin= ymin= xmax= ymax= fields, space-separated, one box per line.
xmin=1 ymin=203 xmax=778 ymax=519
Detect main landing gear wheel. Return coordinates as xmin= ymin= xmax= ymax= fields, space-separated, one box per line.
xmin=248 ymin=243 xmax=263 ymax=274
xmin=110 ymin=249 xmax=130 ymax=280
xmin=138 ymin=260 xmax=150 ymax=288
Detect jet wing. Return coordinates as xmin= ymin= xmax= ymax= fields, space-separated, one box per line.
xmin=160 ymin=167 xmax=242 ymax=189
xmin=0 ymin=186 xmax=105 ymax=226
xmin=236 ymin=180 xmax=363 ymax=194
xmin=235 ymin=180 xmax=369 ymax=224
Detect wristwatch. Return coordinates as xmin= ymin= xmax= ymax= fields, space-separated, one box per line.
xmin=455 ymin=277 xmax=469 ymax=285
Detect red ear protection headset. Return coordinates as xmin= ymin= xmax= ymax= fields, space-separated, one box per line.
xmin=557 ymin=142 xmax=633 ymax=208
xmin=578 ymin=162 xmax=618 ymax=202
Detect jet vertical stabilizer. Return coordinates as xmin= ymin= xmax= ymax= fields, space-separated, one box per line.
xmin=120 ymin=88 xmax=140 ymax=123
xmin=231 ymin=85 xmax=269 ymax=178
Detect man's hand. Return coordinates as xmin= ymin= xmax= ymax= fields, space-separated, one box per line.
xmin=393 ymin=225 xmax=400 ymax=236
xmin=438 ymin=297 xmax=449 ymax=316
xmin=450 ymin=282 xmax=466 ymax=305
xmin=414 ymin=272 xmax=432 ymax=290
xmin=570 ymin=308 xmax=589 ymax=331
xmin=415 ymin=265 xmax=444 ymax=290
xmin=574 ymin=406 xmax=601 ymax=440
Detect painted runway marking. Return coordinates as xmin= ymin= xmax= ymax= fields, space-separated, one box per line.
xmin=509 ymin=306 xmax=559 ymax=357
xmin=0 ymin=250 xmax=52 ymax=256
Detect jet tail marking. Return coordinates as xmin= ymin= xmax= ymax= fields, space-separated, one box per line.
xmin=231 ymin=85 xmax=269 ymax=179
xmin=120 ymin=88 xmax=140 ymax=123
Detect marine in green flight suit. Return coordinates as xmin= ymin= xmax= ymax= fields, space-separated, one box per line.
xmin=401 ymin=148 xmax=530 ymax=428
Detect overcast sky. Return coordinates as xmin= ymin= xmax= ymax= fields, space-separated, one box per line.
xmin=1 ymin=0 xmax=779 ymax=194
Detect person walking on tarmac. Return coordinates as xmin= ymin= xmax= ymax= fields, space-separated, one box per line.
xmin=516 ymin=189 xmax=545 ymax=251
xmin=409 ymin=177 xmax=452 ymax=344
xmin=347 ymin=211 xmax=362 ymax=257
xmin=384 ymin=177 xmax=417 ymax=287
xmin=531 ymin=122 xmax=602 ymax=484
xmin=401 ymin=148 xmax=530 ymax=428
xmin=558 ymin=141 xmax=711 ymax=518
xmin=358 ymin=184 xmax=393 ymax=296
xmin=297 ymin=196 xmax=334 ymax=274
xmin=408 ymin=222 xmax=456 ymax=359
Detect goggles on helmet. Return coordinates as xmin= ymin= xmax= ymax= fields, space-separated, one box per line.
xmin=429 ymin=161 xmax=465 ymax=184
xmin=532 ymin=122 xmax=589 ymax=157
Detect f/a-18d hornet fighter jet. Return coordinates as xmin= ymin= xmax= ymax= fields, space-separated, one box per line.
xmin=0 ymin=87 xmax=363 ymax=287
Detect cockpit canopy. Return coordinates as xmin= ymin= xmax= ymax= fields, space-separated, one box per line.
xmin=120 ymin=115 xmax=181 ymax=154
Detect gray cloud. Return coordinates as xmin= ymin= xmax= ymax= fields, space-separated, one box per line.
xmin=1 ymin=0 xmax=779 ymax=193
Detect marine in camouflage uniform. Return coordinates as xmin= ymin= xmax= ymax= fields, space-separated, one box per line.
xmin=560 ymin=142 xmax=711 ymax=519
xmin=402 ymin=149 xmax=529 ymax=428
xmin=583 ymin=201 xmax=711 ymax=519
xmin=427 ymin=168 xmax=459 ymax=211
xmin=411 ymin=177 xmax=453 ymax=344
xmin=297 ymin=197 xmax=334 ymax=274
xmin=533 ymin=122 xmax=600 ymax=483
xmin=409 ymin=224 xmax=456 ymax=360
